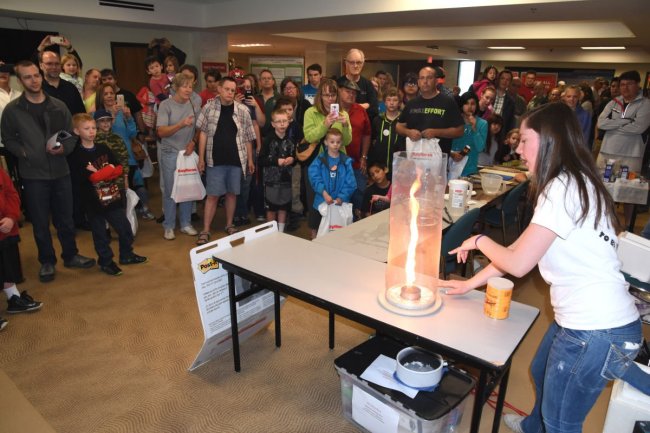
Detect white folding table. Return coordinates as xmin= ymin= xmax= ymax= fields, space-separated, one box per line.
xmin=213 ymin=231 xmax=538 ymax=433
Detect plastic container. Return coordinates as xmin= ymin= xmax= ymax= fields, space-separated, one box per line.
xmin=335 ymin=336 xmax=474 ymax=433
xmin=618 ymin=232 xmax=650 ymax=282
xmin=480 ymin=173 xmax=503 ymax=195
xmin=603 ymin=363 xmax=650 ymax=433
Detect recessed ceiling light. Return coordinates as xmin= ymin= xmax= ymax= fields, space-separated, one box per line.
xmin=581 ymin=46 xmax=626 ymax=50
xmin=230 ymin=43 xmax=272 ymax=48
xmin=487 ymin=46 xmax=525 ymax=50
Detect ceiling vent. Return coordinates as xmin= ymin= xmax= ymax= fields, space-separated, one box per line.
xmin=99 ymin=0 xmax=154 ymax=12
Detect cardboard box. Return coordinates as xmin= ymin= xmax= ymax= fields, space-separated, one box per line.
xmin=618 ymin=232 xmax=650 ymax=283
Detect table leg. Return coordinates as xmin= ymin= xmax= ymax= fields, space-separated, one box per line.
xmin=329 ymin=311 xmax=335 ymax=349
xmin=274 ymin=290 xmax=281 ymax=347
xmin=470 ymin=369 xmax=488 ymax=433
xmin=628 ymin=204 xmax=638 ymax=232
xmin=228 ymin=272 xmax=241 ymax=372
xmin=492 ymin=366 xmax=511 ymax=433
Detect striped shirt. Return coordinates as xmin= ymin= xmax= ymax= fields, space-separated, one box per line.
xmin=196 ymin=98 xmax=256 ymax=172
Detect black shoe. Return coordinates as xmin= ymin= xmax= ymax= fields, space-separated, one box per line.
xmin=7 ymin=291 xmax=43 ymax=314
xmin=233 ymin=216 xmax=250 ymax=227
xmin=119 ymin=254 xmax=148 ymax=265
xmin=63 ymin=254 xmax=96 ymax=269
xmin=285 ymin=220 xmax=300 ymax=232
xmin=156 ymin=214 xmax=165 ymax=224
xmin=75 ymin=222 xmax=92 ymax=231
xmin=39 ymin=263 xmax=55 ymax=282
xmin=101 ymin=261 xmax=123 ymax=276
xmin=290 ymin=211 xmax=304 ymax=220
xmin=0 ymin=317 xmax=6 ymax=331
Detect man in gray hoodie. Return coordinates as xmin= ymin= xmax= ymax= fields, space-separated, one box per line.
xmin=1 ymin=61 xmax=95 ymax=282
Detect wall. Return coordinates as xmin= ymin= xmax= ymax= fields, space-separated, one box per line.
xmin=485 ymin=60 xmax=650 ymax=80
xmin=0 ymin=17 xmax=228 ymax=90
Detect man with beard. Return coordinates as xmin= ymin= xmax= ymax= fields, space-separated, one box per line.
xmin=1 ymin=61 xmax=96 ymax=282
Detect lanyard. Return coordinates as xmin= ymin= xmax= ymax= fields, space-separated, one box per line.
xmin=380 ymin=116 xmax=399 ymax=168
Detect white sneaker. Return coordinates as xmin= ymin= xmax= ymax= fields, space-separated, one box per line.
xmin=164 ymin=228 xmax=175 ymax=240
xmin=503 ymin=414 xmax=525 ymax=433
xmin=180 ymin=226 xmax=198 ymax=236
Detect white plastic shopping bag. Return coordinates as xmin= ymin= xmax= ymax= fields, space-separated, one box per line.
xmin=316 ymin=202 xmax=353 ymax=238
xmin=140 ymin=154 xmax=154 ymax=178
xmin=171 ymin=151 xmax=206 ymax=203
xmin=405 ymin=137 xmax=441 ymax=155
xmin=125 ymin=188 xmax=140 ymax=235
xmin=448 ymin=156 xmax=468 ymax=180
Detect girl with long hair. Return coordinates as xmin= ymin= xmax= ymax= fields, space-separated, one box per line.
xmin=444 ymin=102 xmax=647 ymax=433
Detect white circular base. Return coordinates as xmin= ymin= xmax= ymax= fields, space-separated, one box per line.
xmin=378 ymin=289 xmax=443 ymax=316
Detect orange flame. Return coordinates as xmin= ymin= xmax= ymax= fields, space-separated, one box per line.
xmin=405 ymin=172 xmax=421 ymax=287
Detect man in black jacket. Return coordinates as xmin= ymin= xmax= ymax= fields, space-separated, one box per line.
xmin=1 ymin=61 xmax=95 ymax=282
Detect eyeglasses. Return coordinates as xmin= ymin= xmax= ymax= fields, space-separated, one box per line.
xmin=42 ymin=62 xmax=59 ymax=67
xmin=405 ymin=82 xmax=418 ymax=87
xmin=322 ymin=93 xmax=337 ymax=98
xmin=346 ymin=60 xmax=363 ymax=66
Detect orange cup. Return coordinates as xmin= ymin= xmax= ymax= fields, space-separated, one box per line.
xmin=484 ymin=277 xmax=513 ymax=319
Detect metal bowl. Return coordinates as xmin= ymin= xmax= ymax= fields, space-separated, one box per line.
xmin=395 ymin=347 xmax=445 ymax=389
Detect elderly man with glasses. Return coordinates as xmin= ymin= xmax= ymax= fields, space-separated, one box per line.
xmin=337 ymin=49 xmax=378 ymax=121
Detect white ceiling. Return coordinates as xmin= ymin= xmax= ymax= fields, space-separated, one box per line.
xmin=220 ymin=0 xmax=650 ymax=63
xmin=1 ymin=0 xmax=649 ymax=63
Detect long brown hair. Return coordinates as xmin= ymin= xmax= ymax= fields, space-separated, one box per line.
xmin=314 ymin=78 xmax=339 ymax=115
xmin=521 ymin=102 xmax=618 ymax=230
xmin=96 ymin=82 xmax=117 ymax=109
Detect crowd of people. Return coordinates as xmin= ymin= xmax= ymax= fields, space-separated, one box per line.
xmin=0 ymin=33 xmax=649 ymax=433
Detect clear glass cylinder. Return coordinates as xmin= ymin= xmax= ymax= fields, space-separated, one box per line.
xmin=385 ymin=150 xmax=447 ymax=310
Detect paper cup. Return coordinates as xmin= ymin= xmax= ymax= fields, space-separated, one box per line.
xmin=484 ymin=277 xmax=513 ymax=319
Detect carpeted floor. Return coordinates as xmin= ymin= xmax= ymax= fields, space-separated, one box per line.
xmin=1 ymin=173 xmax=648 ymax=433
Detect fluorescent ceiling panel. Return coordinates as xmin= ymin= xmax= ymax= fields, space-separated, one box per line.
xmin=276 ymin=21 xmax=633 ymax=43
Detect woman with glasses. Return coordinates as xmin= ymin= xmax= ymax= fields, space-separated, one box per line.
xmin=302 ymin=79 xmax=352 ymax=237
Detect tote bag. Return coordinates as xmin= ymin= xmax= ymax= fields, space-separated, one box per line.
xmin=170 ymin=151 xmax=206 ymax=203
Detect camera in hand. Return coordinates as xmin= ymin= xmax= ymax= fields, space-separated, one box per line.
xmin=244 ymin=89 xmax=253 ymax=98
xmin=460 ymin=145 xmax=471 ymax=156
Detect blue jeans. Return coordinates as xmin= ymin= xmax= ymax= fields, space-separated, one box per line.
xmin=22 ymin=175 xmax=78 ymax=264
xmin=352 ymin=168 xmax=367 ymax=215
xmin=521 ymin=320 xmax=644 ymax=433
xmin=235 ymin=171 xmax=252 ymax=218
xmin=88 ymin=208 xmax=134 ymax=266
xmin=160 ymin=151 xmax=192 ymax=230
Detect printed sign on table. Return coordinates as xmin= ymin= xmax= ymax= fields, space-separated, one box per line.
xmin=189 ymin=222 xmax=284 ymax=371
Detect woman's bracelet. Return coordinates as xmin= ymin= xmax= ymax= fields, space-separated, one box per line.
xmin=475 ymin=234 xmax=485 ymax=249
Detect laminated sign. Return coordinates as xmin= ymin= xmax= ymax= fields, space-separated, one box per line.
xmin=188 ymin=222 xmax=285 ymax=371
